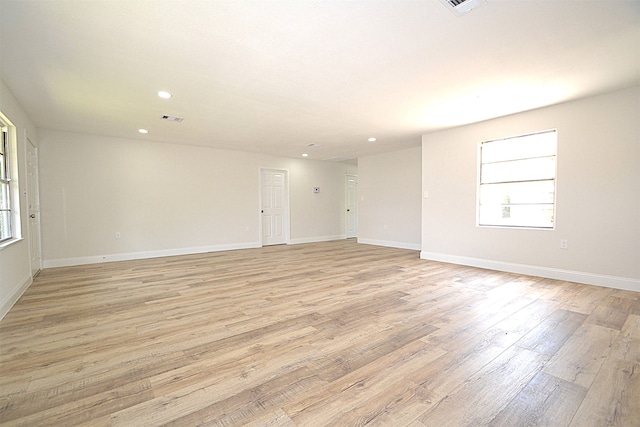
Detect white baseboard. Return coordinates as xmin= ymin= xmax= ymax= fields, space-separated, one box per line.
xmin=0 ymin=274 xmax=32 ymax=321
xmin=420 ymin=251 xmax=640 ymax=293
xmin=43 ymin=242 xmax=262 ymax=268
xmin=289 ymin=235 xmax=347 ymax=245
xmin=42 ymin=236 xmax=353 ymax=268
xmin=358 ymin=238 xmax=421 ymax=251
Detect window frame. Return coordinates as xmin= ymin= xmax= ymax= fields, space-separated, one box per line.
xmin=477 ymin=129 xmax=558 ymax=230
xmin=0 ymin=126 xmax=12 ymax=243
xmin=0 ymin=112 xmax=20 ymax=248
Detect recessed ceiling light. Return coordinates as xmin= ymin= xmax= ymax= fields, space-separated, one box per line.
xmin=302 ymin=153 xmax=309 ymax=157
xmin=368 ymin=137 xmax=377 ymax=142
xmin=138 ymin=129 xmax=149 ymax=134
xmin=157 ymin=91 xmax=172 ymax=99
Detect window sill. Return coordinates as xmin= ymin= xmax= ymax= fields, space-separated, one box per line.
xmin=477 ymin=224 xmax=555 ymax=230
xmin=0 ymin=237 xmax=24 ymax=251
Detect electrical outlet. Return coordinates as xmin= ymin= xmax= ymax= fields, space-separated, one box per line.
xmin=560 ymin=239 xmax=568 ymax=250
xmin=115 ymin=232 xmax=121 ymax=239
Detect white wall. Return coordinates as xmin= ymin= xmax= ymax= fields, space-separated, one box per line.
xmin=0 ymin=78 xmax=38 ymax=319
xmin=39 ymin=130 xmax=351 ymax=266
xmin=288 ymin=159 xmax=349 ymax=244
xmin=422 ymin=86 xmax=640 ymax=291
xmin=358 ymin=146 xmax=422 ymax=250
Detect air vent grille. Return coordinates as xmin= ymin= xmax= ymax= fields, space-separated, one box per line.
xmin=440 ymin=0 xmax=487 ymax=16
xmin=161 ymin=115 xmax=184 ymax=122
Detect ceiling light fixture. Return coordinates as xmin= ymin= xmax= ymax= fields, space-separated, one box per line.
xmin=157 ymin=91 xmax=172 ymax=99
xmin=302 ymin=153 xmax=309 ymax=157
xmin=138 ymin=129 xmax=149 ymax=134
xmin=368 ymin=137 xmax=377 ymax=142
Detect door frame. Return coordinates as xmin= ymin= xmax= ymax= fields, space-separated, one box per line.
xmin=345 ymin=174 xmax=358 ymax=238
xmin=259 ymin=168 xmax=290 ymax=247
xmin=26 ymin=133 xmax=42 ymax=277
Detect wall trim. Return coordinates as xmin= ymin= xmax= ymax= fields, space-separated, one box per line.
xmin=0 ymin=274 xmax=32 ymax=321
xmin=289 ymin=235 xmax=346 ymax=245
xmin=45 ymin=237 xmax=353 ymax=268
xmin=43 ymin=242 xmax=262 ymax=268
xmin=420 ymin=251 xmax=640 ymax=293
xmin=359 ymin=238 xmax=421 ymax=251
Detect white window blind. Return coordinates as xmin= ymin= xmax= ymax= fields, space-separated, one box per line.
xmin=0 ymin=126 xmax=11 ymax=242
xmin=478 ymin=130 xmax=557 ymax=229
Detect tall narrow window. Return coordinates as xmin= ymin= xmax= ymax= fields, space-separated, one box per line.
xmin=0 ymin=125 xmax=12 ymax=242
xmin=478 ymin=130 xmax=557 ymax=229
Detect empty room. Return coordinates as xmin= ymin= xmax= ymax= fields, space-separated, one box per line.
xmin=0 ymin=0 xmax=639 ymax=426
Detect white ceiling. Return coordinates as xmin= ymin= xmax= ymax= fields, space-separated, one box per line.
xmin=1 ymin=0 xmax=639 ymax=160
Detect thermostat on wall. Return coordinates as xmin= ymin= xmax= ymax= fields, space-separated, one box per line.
xmin=313 ymin=187 xmax=320 ymax=193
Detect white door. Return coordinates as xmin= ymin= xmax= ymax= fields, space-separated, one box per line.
xmin=27 ymin=138 xmax=42 ymax=277
xmin=261 ymin=169 xmax=288 ymax=246
xmin=346 ymin=174 xmax=358 ymax=238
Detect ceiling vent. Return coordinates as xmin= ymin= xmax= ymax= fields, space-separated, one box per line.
xmin=161 ymin=115 xmax=184 ymax=122
xmin=439 ymin=0 xmax=487 ymax=16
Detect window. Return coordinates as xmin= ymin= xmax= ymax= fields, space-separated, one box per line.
xmin=478 ymin=130 xmax=557 ymax=229
xmin=0 ymin=125 xmax=12 ymax=242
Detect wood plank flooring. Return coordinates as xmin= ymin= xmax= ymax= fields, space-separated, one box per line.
xmin=1 ymin=239 xmax=639 ymax=426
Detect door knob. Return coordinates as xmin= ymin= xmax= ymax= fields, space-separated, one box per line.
xmin=30 ymin=214 xmax=36 ymax=219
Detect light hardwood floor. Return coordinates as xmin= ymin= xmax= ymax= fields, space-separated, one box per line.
xmin=1 ymin=240 xmax=639 ymax=426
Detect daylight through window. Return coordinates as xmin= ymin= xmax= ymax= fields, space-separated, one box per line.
xmin=478 ymin=130 xmax=557 ymax=229
xmin=0 ymin=125 xmax=12 ymax=242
